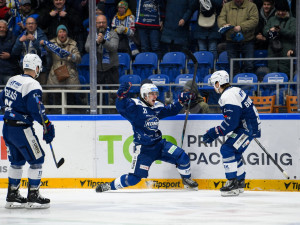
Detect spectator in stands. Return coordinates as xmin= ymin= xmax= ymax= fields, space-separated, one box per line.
xmin=0 ymin=0 xmax=9 ymax=20
xmin=218 ymin=0 xmax=259 ymax=75
xmin=115 ymin=0 xmax=136 ymax=16
xmin=135 ymin=0 xmax=162 ymax=59
xmin=38 ymin=0 xmax=82 ymax=52
xmin=0 ymin=19 xmax=19 ymax=85
xmin=160 ymin=0 xmax=194 ymax=52
xmin=41 ymin=24 xmax=81 ymax=112
xmin=180 ymin=80 xmax=209 ymax=114
xmin=85 ymin=15 xmax=119 ymax=85
xmin=191 ymin=0 xmax=223 ymax=60
xmin=112 ymin=1 xmax=139 ymax=57
xmin=263 ymin=0 xmax=296 ymax=76
xmin=254 ymin=0 xmax=275 ymax=50
xmin=11 ymin=17 xmax=48 ymax=84
xmin=287 ymin=49 xmax=295 ymax=57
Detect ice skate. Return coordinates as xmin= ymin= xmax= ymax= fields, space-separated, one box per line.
xmin=95 ymin=183 xmax=111 ymax=193
xmin=5 ymin=184 xmax=27 ymax=209
xmin=238 ymin=179 xmax=245 ymax=193
xmin=26 ymin=185 xmax=50 ymax=209
xmin=182 ymin=178 xmax=198 ymax=191
xmin=220 ymin=179 xmax=239 ymax=197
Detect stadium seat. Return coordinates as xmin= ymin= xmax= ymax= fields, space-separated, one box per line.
xmin=148 ymin=74 xmax=170 ymax=102
xmin=233 ymin=73 xmax=258 ymax=96
xmin=250 ymin=96 xmax=275 ymax=113
xmin=119 ymin=75 xmax=141 ymax=97
xmin=77 ymin=53 xmax=90 ymax=83
xmin=261 ymin=72 xmax=288 ymax=105
xmin=286 ymin=95 xmax=298 ymax=113
xmin=118 ymin=53 xmax=131 ymax=76
xmin=132 ymin=52 xmax=158 ymax=81
xmin=254 ymin=49 xmax=268 ymax=68
xmin=159 ymin=52 xmax=186 ymax=82
xmin=187 ymin=51 xmax=214 ymax=82
xmin=215 ymin=51 xmax=229 ymax=73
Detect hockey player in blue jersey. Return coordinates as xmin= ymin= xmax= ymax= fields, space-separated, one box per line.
xmin=202 ymin=70 xmax=261 ymax=196
xmin=96 ymin=82 xmax=198 ymax=192
xmin=0 ymin=53 xmax=55 ymax=208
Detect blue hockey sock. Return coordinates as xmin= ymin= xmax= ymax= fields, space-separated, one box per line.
xmin=176 ymin=152 xmax=191 ymax=178
xmin=111 ymin=174 xmax=141 ymax=190
xmin=8 ymin=165 xmax=23 ymax=187
xmin=28 ymin=164 xmax=43 ymax=188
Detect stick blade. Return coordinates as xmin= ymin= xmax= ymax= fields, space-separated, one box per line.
xmin=57 ymin=158 xmax=65 ymax=168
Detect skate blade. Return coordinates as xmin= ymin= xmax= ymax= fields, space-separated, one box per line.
xmin=239 ymin=188 xmax=244 ymax=193
xmin=183 ymin=185 xmax=198 ymax=191
xmin=25 ymin=202 xmax=50 ymax=209
xmin=221 ymin=189 xmax=239 ymax=197
xmin=5 ymin=202 xmax=26 ymax=209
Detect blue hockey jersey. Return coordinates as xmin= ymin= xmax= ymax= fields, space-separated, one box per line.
xmin=0 ymin=74 xmax=47 ymax=125
xmin=217 ymin=87 xmax=261 ymax=138
xmin=116 ymin=97 xmax=183 ymax=146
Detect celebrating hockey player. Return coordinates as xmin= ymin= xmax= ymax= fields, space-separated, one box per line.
xmin=96 ymin=82 xmax=198 ymax=192
xmin=202 ymin=70 xmax=261 ymax=196
xmin=0 ymin=53 xmax=55 ymax=208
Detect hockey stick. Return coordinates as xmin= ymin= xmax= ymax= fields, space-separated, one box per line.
xmin=180 ymin=49 xmax=198 ymax=148
xmin=254 ymin=138 xmax=289 ymax=179
xmin=35 ymin=96 xmax=65 ymax=168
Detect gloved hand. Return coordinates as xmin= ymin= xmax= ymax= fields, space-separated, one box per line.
xmin=203 ymin=127 xmax=220 ymax=144
xmin=117 ymin=82 xmax=132 ymax=98
xmin=116 ymin=26 xmax=125 ymax=34
xmin=231 ymin=32 xmax=244 ymax=42
xmin=178 ymin=92 xmax=194 ymax=104
xmin=43 ymin=120 xmax=55 ymax=144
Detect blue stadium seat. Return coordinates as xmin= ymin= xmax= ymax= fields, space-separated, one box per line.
xmin=261 ymin=72 xmax=289 ymax=105
xmin=233 ymin=73 xmax=258 ymax=96
xmin=215 ymin=51 xmax=229 ymax=73
xmin=159 ymin=52 xmax=186 ymax=83
xmin=118 ymin=53 xmax=131 ymax=76
xmin=254 ymin=49 xmax=268 ymax=68
xmin=132 ymin=52 xmax=158 ymax=81
xmin=77 ymin=53 xmax=90 ymax=83
xmin=187 ymin=51 xmax=214 ymax=82
xmin=119 ymin=74 xmax=141 ymax=97
xmin=148 ymin=74 xmax=170 ymax=102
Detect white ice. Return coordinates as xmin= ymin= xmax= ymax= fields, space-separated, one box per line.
xmin=0 ymin=189 xmax=300 ymax=225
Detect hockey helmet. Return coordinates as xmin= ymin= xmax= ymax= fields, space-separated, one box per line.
xmin=23 ymin=53 xmax=42 ymax=78
xmin=140 ymin=83 xmax=159 ymax=100
xmin=208 ymin=70 xmax=229 ymax=87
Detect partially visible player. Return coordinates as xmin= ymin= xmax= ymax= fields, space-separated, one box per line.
xmin=202 ymin=70 xmax=261 ymax=197
xmin=0 ymin=53 xmax=55 ymax=208
xmin=96 ymin=82 xmax=198 ymax=192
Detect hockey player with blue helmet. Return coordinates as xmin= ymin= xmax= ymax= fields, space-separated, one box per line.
xmin=96 ymin=82 xmax=198 ymax=192
xmin=202 ymin=70 xmax=261 ymax=196
xmin=0 ymin=53 xmax=55 ymax=208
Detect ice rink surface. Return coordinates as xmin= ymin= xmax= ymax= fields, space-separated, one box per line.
xmin=0 ymin=188 xmax=300 ymax=225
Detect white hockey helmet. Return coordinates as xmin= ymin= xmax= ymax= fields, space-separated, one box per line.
xmin=23 ymin=53 xmax=42 ymax=78
xmin=208 ymin=70 xmax=229 ymax=87
xmin=140 ymin=83 xmax=159 ymax=99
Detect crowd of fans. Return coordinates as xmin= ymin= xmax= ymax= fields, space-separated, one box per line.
xmin=0 ymin=0 xmax=297 ymax=114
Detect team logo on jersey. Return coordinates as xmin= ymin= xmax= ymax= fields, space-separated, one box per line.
xmin=143 ymin=0 xmax=158 ymax=13
xmin=144 ymin=117 xmax=159 ymax=131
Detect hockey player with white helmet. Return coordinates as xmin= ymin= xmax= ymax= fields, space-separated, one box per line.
xmin=96 ymin=81 xmax=198 ymax=192
xmin=202 ymin=70 xmax=261 ymax=196
xmin=0 ymin=53 xmax=55 ymax=208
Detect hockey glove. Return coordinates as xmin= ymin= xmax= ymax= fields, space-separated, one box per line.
xmin=43 ymin=120 xmax=55 ymax=144
xmin=178 ymin=92 xmax=195 ymax=104
xmin=203 ymin=127 xmax=220 ymax=144
xmin=117 ymin=82 xmax=132 ymax=98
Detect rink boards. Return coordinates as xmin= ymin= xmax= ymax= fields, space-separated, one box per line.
xmin=0 ymin=114 xmax=299 ymax=191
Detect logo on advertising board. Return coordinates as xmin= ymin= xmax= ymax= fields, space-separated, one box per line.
xmin=147 ymin=180 xmax=181 ymax=189
xmin=214 ymin=181 xmax=250 ymax=189
xmin=284 ymin=182 xmax=300 ymax=191
xmin=0 ymin=136 xmax=8 ymax=173
xmin=80 ymin=179 xmax=108 ymax=188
